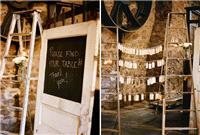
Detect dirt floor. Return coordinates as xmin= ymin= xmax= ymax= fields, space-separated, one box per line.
xmin=102 ymin=102 xmax=198 ymax=135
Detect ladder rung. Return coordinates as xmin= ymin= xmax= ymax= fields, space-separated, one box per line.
xmin=167 ymin=58 xmax=192 ymax=60
xmin=102 ymin=74 xmax=118 ymax=77
xmin=30 ymin=77 xmax=38 ymax=81
xmin=8 ymin=106 xmax=23 ymax=111
xmin=165 ymin=127 xmax=197 ymax=131
xmin=101 ymin=92 xmax=117 ymax=95
xmin=166 ymin=75 xmax=192 ymax=77
xmin=167 ymin=42 xmax=182 ymax=44
xmin=4 ymin=55 xmax=17 ymax=58
xmin=1 ymin=79 xmax=22 ymax=83
xmin=166 ymin=109 xmax=196 ymax=112
xmin=165 ymin=92 xmax=194 ymax=94
xmin=169 ymin=12 xmax=186 ymax=15
xmin=2 ymin=76 xmax=38 ymax=80
xmin=101 ymin=58 xmax=117 ymax=60
xmin=10 ymin=32 xmax=31 ymax=37
xmin=102 ymin=110 xmax=118 ymax=114
xmin=169 ymin=27 xmax=187 ymax=30
xmin=102 ymin=128 xmax=119 ymax=132
xmin=14 ymin=9 xmax=41 ymax=14
xmin=2 ymin=75 xmax=19 ymax=78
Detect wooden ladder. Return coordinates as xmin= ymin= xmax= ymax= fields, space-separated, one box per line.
xmin=101 ymin=25 xmax=121 ymax=135
xmin=162 ymin=12 xmax=199 ymax=135
xmin=0 ymin=9 xmax=43 ymax=135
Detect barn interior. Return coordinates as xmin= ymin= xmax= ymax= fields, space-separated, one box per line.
xmin=101 ymin=1 xmax=200 ymax=135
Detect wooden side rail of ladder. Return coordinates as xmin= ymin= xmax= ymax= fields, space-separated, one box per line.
xmin=162 ymin=12 xmax=199 ymax=135
xmin=0 ymin=9 xmax=43 ymax=135
xmin=101 ymin=25 xmax=121 ymax=135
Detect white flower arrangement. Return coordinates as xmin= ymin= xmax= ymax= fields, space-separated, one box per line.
xmin=12 ymin=56 xmax=27 ymax=66
xmin=179 ymin=42 xmax=192 ymax=48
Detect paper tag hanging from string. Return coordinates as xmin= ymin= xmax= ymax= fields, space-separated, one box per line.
xmin=134 ymin=94 xmax=139 ymax=101
xmin=152 ymin=62 xmax=155 ymax=68
xmin=128 ymin=94 xmax=132 ymax=101
xmin=145 ymin=63 xmax=149 ymax=69
xmin=141 ymin=93 xmax=144 ymax=100
xmin=149 ymin=93 xmax=154 ymax=100
xmin=155 ymin=93 xmax=160 ymax=100
xmin=127 ymin=76 xmax=132 ymax=84
xmin=119 ymin=93 xmax=123 ymax=100
xmin=148 ymin=63 xmax=152 ymax=69
xmin=132 ymin=48 xmax=135 ymax=54
xmin=119 ymin=60 xmax=124 ymax=67
xmin=132 ymin=62 xmax=137 ymax=69
xmin=120 ymin=76 xmax=124 ymax=84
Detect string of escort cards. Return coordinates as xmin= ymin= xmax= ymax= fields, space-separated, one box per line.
xmin=103 ymin=42 xmax=165 ymax=102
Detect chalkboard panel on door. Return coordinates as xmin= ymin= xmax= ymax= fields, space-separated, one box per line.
xmin=44 ymin=36 xmax=86 ymax=103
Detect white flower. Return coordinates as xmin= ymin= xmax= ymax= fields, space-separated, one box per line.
xmin=12 ymin=56 xmax=27 ymax=64
xmin=179 ymin=42 xmax=192 ymax=48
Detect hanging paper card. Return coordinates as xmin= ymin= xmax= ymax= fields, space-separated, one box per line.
xmin=155 ymin=47 xmax=159 ymax=53
xmin=120 ymin=76 xmax=124 ymax=84
xmin=119 ymin=93 xmax=123 ymax=100
xmin=131 ymin=78 xmax=134 ymax=84
xmin=119 ymin=60 xmax=124 ymax=67
xmin=158 ymin=60 xmax=161 ymax=67
xmin=152 ymin=77 xmax=156 ymax=84
xmin=134 ymin=94 xmax=139 ymax=101
xmin=152 ymin=62 xmax=155 ymax=68
xmin=128 ymin=94 xmax=132 ymax=101
xmin=133 ymin=62 xmax=137 ymax=69
xmin=155 ymin=93 xmax=160 ymax=100
xmin=141 ymin=93 xmax=144 ymax=100
xmin=136 ymin=49 xmax=139 ymax=55
xmin=149 ymin=63 xmax=152 ymax=69
xmin=139 ymin=49 xmax=142 ymax=55
xmin=127 ymin=76 xmax=131 ymax=84
xmin=125 ymin=61 xmax=132 ymax=68
xmin=145 ymin=63 xmax=149 ymax=69
xmin=132 ymin=48 xmax=135 ymax=54
xmin=124 ymin=61 xmax=128 ymax=68
xmin=149 ymin=93 xmax=154 ymax=100
xmin=118 ymin=43 xmax=123 ymax=51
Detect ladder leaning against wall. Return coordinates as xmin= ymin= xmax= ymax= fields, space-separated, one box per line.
xmin=162 ymin=12 xmax=199 ymax=135
xmin=101 ymin=25 xmax=121 ymax=135
xmin=0 ymin=9 xmax=43 ymax=135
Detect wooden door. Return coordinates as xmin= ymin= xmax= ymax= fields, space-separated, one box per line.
xmin=34 ymin=20 xmax=99 ymax=135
